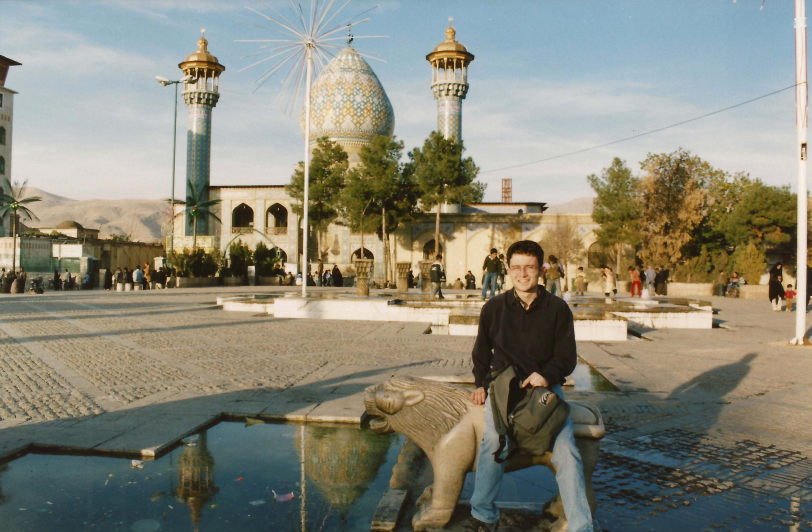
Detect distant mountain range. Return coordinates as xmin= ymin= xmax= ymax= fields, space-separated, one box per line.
xmin=19 ymin=187 xmax=594 ymax=243
xmin=22 ymin=188 xmax=168 ymax=243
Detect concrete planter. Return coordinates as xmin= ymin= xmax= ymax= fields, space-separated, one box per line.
xmin=174 ymin=277 xmax=218 ymax=288
xmin=666 ymin=283 xmax=713 ymax=297
xmin=740 ymin=284 xmax=769 ymax=300
xmin=222 ymin=277 xmax=244 ymax=287
xmin=257 ymin=275 xmax=282 ymax=286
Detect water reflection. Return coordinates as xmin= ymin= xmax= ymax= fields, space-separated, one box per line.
xmin=296 ymin=425 xmax=391 ymax=514
xmin=0 ymin=421 xmax=398 ymax=531
xmin=175 ymin=431 xmax=219 ymax=529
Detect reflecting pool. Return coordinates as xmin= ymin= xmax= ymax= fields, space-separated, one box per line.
xmin=0 ymin=422 xmax=400 ymax=532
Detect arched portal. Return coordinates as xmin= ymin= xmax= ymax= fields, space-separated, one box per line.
xmin=352 ymin=248 xmax=374 ymax=260
xmin=267 ymin=203 xmax=288 ymax=234
xmin=587 ymin=241 xmax=611 ymax=268
xmin=269 ymin=247 xmax=287 ymax=263
xmin=422 ymin=239 xmax=443 ymax=260
xmin=232 ymin=203 xmax=254 ymax=232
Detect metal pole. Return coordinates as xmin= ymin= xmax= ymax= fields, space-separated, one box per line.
xmin=794 ymin=0 xmax=808 ymax=345
xmin=169 ymin=81 xmax=179 ymax=262
xmin=302 ymin=45 xmax=313 ymax=298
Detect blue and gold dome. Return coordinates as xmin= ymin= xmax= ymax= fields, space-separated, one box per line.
xmin=306 ymin=47 xmax=395 ymax=162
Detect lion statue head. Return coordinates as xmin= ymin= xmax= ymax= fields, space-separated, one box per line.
xmin=364 ymin=376 xmax=474 ymax=456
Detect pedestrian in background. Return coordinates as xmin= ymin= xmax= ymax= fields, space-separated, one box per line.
xmin=482 ymin=248 xmax=500 ymax=300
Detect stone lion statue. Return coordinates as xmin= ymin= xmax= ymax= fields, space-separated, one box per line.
xmin=364 ymin=376 xmax=604 ymax=531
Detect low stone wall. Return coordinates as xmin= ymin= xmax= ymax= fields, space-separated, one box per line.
xmin=257 ymin=275 xmax=283 ymax=286
xmin=222 ymin=277 xmax=244 ymax=287
xmin=665 ymin=283 xmax=713 ymax=297
xmin=740 ymin=284 xmax=769 ymax=300
xmin=174 ymin=277 xmax=218 ymax=288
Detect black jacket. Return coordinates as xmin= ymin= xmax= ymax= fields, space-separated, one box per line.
xmin=472 ymin=286 xmax=577 ymax=389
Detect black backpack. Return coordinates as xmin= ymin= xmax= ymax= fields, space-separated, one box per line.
xmin=488 ymin=366 xmax=570 ymax=461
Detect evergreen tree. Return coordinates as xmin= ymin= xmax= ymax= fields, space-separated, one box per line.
xmin=409 ymin=131 xmax=483 ymax=256
xmin=287 ymin=137 xmax=349 ymax=261
xmin=586 ymin=158 xmax=641 ymax=271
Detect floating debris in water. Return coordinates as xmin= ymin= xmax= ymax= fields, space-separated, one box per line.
xmin=131 ymin=460 xmax=144 ymax=470
xmin=272 ymin=490 xmax=295 ymax=502
xmin=245 ymin=417 xmax=265 ymax=427
xmin=235 ymin=476 xmax=245 ymax=482
xmin=249 ymin=499 xmax=266 ymax=506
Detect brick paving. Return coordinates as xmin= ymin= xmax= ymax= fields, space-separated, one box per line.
xmin=0 ymin=287 xmax=810 ymax=530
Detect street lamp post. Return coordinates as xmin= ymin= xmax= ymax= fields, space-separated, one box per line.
xmin=155 ymin=74 xmax=194 ymax=263
xmin=794 ymin=0 xmax=808 ymax=345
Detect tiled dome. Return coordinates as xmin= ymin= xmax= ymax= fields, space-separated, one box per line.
xmin=305 ymin=47 xmax=395 ymax=156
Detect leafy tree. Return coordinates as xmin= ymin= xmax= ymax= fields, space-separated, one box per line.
xmin=719 ymin=180 xmax=796 ymax=256
xmin=586 ymin=158 xmax=641 ymax=272
xmin=341 ymin=135 xmax=418 ymax=281
xmin=541 ymin=218 xmax=585 ymax=289
xmin=287 ymin=137 xmax=349 ymax=261
xmin=168 ymin=247 xmax=220 ymax=277
xmin=0 ymin=177 xmax=42 ymax=273
xmin=254 ymin=242 xmax=275 ymax=276
xmin=691 ymin=171 xmax=752 ymax=254
xmin=109 ymin=233 xmax=133 ymax=242
xmin=638 ymin=149 xmax=710 ymax=267
xmin=732 ymin=241 xmax=766 ymax=285
xmin=175 ymin=180 xmax=221 ymax=250
xmin=409 ymin=131 xmax=483 ymax=256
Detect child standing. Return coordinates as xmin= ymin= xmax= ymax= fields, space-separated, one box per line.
xmin=785 ymin=284 xmax=797 ymax=312
xmin=575 ymin=266 xmax=586 ymax=296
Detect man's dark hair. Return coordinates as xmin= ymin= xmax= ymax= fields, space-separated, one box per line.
xmin=490 ymin=248 xmax=498 ymax=254
xmin=436 ymin=253 xmax=442 ymax=260
xmin=506 ymin=240 xmax=544 ymax=266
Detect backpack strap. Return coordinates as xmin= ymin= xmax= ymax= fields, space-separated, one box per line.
xmin=488 ymin=366 xmax=520 ymax=463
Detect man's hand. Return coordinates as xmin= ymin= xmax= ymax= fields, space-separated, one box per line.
xmin=521 ymin=372 xmax=549 ymax=389
xmin=471 ymin=387 xmax=487 ymax=405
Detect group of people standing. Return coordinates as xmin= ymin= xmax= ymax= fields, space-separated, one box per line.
xmin=105 ymin=264 xmax=173 ymax=291
xmin=1 ymin=268 xmax=27 ymax=293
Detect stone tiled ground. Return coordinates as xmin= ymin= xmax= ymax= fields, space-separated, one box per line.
xmin=0 ymin=287 xmax=810 ymax=530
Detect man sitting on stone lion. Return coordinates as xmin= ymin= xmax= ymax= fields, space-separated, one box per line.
xmin=365 ymin=240 xmax=599 ymax=532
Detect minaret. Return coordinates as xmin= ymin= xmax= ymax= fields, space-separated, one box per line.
xmin=179 ymin=30 xmax=225 ymax=237
xmin=426 ymin=19 xmax=474 ymax=141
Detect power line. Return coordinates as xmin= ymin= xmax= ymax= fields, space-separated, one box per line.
xmin=481 ymin=82 xmax=800 ymax=175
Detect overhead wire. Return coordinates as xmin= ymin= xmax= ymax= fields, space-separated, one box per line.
xmin=481 ymin=82 xmax=800 ymax=175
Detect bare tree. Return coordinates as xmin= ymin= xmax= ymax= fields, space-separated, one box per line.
xmin=541 ymin=217 xmax=586 ymax=290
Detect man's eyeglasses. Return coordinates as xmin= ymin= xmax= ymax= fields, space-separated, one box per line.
xmin=509 ymin=265 xmax=539 ymax=274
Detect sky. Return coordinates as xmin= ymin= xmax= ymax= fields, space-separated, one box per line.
xmin=0 ymin=0 xmax=805 ymax=205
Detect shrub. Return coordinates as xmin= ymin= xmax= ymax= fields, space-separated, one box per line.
xmin=732 ymin=242 xmax=766 ymax=285
xmin=169 ymin=248 xmax=220 ymax=278
xmin=229 ymin=240 xmax=253 ymax=278
xmin=254 ymin=242 xmax=275 ymax=276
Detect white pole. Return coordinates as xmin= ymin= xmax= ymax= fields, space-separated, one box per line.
xmin=302 ymin=44 xmax=313 ymax=298
xmin=794 ymin=0 xmax=808 ymax=345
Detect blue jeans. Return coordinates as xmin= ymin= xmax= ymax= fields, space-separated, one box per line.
xmin=482 ymin=272 xmax=498 ymax=299
xmin=470 ymin=386 xmax=593 ymax=531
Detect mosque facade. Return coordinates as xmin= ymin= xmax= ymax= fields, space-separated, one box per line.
xmin=170 ymin=24 xmax=598 ymax=286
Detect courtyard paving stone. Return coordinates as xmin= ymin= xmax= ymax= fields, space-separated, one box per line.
xmin=0 ymin=286 xmax=810 ymax=529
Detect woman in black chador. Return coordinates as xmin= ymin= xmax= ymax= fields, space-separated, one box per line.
xmin=768 ymin=262 xmax=785 ymax=311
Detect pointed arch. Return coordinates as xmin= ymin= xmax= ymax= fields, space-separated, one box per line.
xmin=232 ymin=203 xmax=254 ymax=233
xmin=422 ymin=239 xmax=443 ymax=260
xmin=266 ymin=203 xmax=288 ymax=235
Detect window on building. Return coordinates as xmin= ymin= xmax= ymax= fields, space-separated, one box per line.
xmin=0 ymin=94 xmax=4 ymax=108
xmin=0 ymin=127 xmax=5 ymax=145
xmin=267 ymin=203 xmax=288 ymax=230
xmin=231 ymin=203 xmax=254 ymax=229
xmin=0 ymin=156 xmax=5 ymax=175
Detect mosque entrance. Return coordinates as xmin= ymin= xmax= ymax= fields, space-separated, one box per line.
xmin=352 ymin=248 xmax=374 ymax=260
xmin=423 ymin=240 xmax=443 ymax=260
